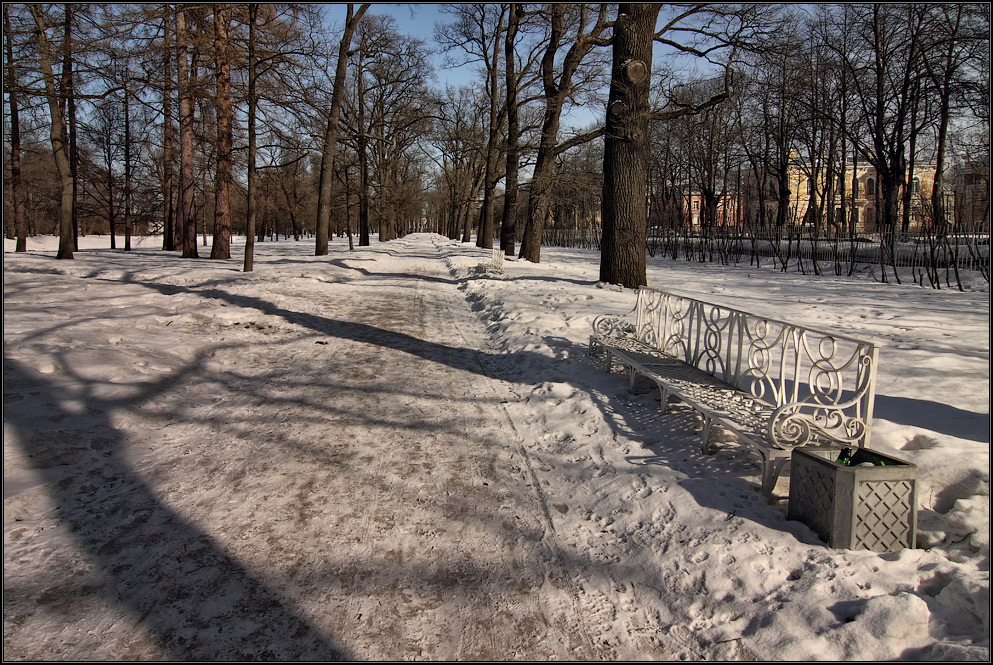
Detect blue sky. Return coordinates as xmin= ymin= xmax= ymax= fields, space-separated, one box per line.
xmin=341 ymin=2 xmax=606 ymax=129
xmin=323 ymin=3 xmax=720 ymax=131
xmin=325 ymin=3 xmax=479 ymax=88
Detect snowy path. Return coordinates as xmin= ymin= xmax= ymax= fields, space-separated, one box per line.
xmin=4 ymin=234 xmax=988 ymax=661
xmin=4 ymin=239 xmax=609 ymax=660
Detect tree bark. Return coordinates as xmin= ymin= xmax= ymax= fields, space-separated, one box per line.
xmin=244 ymin=4 xmax=257 ymax=271
xmin=5 ymin=5 xmax=27 ymax=252
xmin=30 ymin=4 xmax=73 ymax=259
xmin=357 ymin=47 xmax=370 ymax=246
xmin=499 ymin=4 xmax=521 ymax=257
xmin=315 ymin=3 xmax=368 ymax=255
xmin=61 ymin=5 xmax=78 ymax=250
xmin=176 ymin=6 xmax=198 ymax=258
xmin=124 ymin=87 xmax=133 ymax=250
xmin=210 ymin=4 xmax=232 ymax=259
xmin=162 ymin=6 xmax=175 ymax=251
xmin=599 ymin=4 xmax=659 ymax=288
xmin=476 ymin=7 xmax=506 ymax=250
xmin=519 ymin=3 xmax=610 ymax=263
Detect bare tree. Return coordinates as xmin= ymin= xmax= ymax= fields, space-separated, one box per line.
xmin=161 ymin=4 xmax=175 ymax=251
xmin=176 ymin=5 xmax=197 ymax=257
xmin=243 ymin=3 xmax=257 ymax=271
xmin=519 ymin=4 xmax=611 ymax=264
xmin=210 ymin=3 xmax=232 ymax=259
xmin=314 ymin=3 xmax=368 ymax=256
xmin=427 ymin=85 xmax=488 ymax=241
xmin=600 ymin=4 xmax=770 ymax=287
xmin=29 ymin=3 xmax=73 ymax=259
xmin=437 ymin=4 xmax=508 ymax=249
xmin=499 ymin=3 xmax=523 ymax=256
xmin=920 ymin=3 xmax=988 ymax=230
xmin=5 ymin=4 xmax=28 ymax=251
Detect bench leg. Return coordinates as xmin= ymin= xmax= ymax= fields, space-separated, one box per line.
xmin=700 ymin=416 xmax=715 ymax=454
xmin=658 ymin=385 xmax=669 ymax=414
xmin=627 ymin=367 xmax=638 ymax=391
xmin=761 ymin=457 xmax=791 ymax=502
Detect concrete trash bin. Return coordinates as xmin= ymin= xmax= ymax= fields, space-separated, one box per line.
xmin=787 ymin=447 xmax=918 ymax=552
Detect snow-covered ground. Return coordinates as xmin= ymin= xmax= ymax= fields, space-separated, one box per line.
xmin=4 ymin=232 xmax=989 ymax=660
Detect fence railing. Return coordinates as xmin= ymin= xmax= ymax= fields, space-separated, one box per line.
xmin=541 ymin=226 xmax=990 ymax=289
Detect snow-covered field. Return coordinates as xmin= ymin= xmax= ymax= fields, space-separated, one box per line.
xmin=4 ymin=232 xmax=989 ymax=660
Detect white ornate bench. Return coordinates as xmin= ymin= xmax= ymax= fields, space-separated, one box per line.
xmin=589 ymin=287 xmax=881 ymax=500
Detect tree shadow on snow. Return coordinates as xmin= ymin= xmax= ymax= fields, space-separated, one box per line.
xmin=2 ymin=355 xmax=351 ymax=661
xmin=123 ymin=275 xmax=813 ymax=535
xmin=125 ymin=277 xmax=509 ymax=380
xmin=872 ymin=394 xmax=990 ymax=444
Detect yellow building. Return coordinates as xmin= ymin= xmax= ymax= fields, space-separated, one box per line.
xmin=741 ymin=163 xmax=939 ymax=234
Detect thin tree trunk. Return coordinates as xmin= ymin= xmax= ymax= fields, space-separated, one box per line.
xmin=30 ymin=4 xmax=73 ymax=259
xmin=5 ymin=5 xmax=27 ymax=251
xmin=929 ymin=34 xmax=956 ymax=231
xmin=107 ymin=140 xmax=116 ymax=246
xmin=499 ymin=3 xmax=520 ymax=257
xmin=162 ymin=6 xmax=175 ymax=251
xmin=124 ymin=87 xmax=133 ymax=250
xmin=315 ymin=3 xmax=368 ymax=255
xmin=357 ymin=48 xmax=370 ymax=246
xmin=210 ymin=4 xmax=232 ymax=259
xmin=177 ymin=7 xmax=198 ymax=258
xmin=476 ymin=8 xmax=505 ymax=250
xmin=61 ymin=5 xmax=79 ymax=250
xmin=244 ymin=4 xmax=257 ymax=271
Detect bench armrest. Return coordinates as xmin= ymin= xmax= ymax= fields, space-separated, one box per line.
xmin=592 ymin=314 xmax=635 ymax=340
xmin=768 ymin=400 xmax=871 ymax=450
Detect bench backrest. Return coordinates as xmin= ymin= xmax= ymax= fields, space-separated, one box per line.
xmin=633 ymin=287 xmax=880 ymax=446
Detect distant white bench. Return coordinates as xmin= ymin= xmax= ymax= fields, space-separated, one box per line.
xmin=589 ymin=287 xmax=881 ymax=500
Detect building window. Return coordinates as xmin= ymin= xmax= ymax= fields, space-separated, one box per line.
xmin=866 ymin=178 xmax=875 ymax=197
xmin=913 ymin=177 xmax=920 ymax=194
xmin=692 ymin=200 xmax=699 ymax=210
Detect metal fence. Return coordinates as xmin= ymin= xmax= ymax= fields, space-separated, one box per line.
xmin=542 ymin=226 xmax=990 ymax=289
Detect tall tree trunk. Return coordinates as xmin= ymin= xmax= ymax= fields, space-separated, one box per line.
xmin=124 ymin=87 xmax=133 ymax=250
xmin=599 ymin=3 xmax=659 ymax=288
xmin=107 ymin=145 xmax=116 ymax=245
xmin=928 ymin=29 xmax=958 ymax=231
xmin=244 ymin=4 xmax=257 ymax=271
xmin=5 ymin=5 xmax=27 ymax=251
xmin=499 ymin=3 xmax=521 ymax=257
xmin=518 ymin=4 xmax=565 ymax=264
xmin=315 ymin=3 xmax=368 ymax=255
xmin=519 ymin=3 xmax=609 ymax=263
xmin=176 ymin=7 xmax=198 ymax=258
xmin=162 ymin=6 xmax=175 ymax=251
xmin=901 ymin=79 xmax=919 ymax=236
xmin=30 ymin=4 xmax=73 ymax=259
xmin=61 ymin=5 xmax=78 ymax=250
xmin=357 ymin=49 xmax=370 ymax=246
xmin=476 ymin=8 xmax=505 ymax=250
xmin=210 ymin=4 xmax=232 ymax=259
xmin=519 ymin=159 xmax=552 ymax=262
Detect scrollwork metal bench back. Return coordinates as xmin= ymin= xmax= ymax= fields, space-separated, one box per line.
xmin=631 ymin=286 xmax=880 ymax=448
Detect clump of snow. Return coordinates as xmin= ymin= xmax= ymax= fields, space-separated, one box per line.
xmin=4 ymin=233 xmax=989 ymax=661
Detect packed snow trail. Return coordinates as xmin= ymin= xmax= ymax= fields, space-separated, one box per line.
xmin=4 ymin=237 xmax=610 ymax=660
